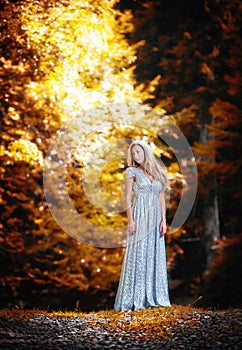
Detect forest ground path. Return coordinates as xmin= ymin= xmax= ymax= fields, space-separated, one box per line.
xmin=0 ymin=306 xmax=241 ymax=349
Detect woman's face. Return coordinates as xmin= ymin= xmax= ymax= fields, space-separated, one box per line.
xmin=131 ymin=144 xmax=145 ymax=165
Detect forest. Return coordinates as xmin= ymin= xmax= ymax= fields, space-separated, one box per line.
xmin=0 ymin=0 xmax=242 ymax=312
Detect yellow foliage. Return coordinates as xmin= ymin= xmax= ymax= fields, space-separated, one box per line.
xmin=8 ymin=139 xmax=43 ymax=166
xmin=20 ymin=0 xmax=143 ymax=120
xmin=0 ymin=145 xmax=6 ymax=157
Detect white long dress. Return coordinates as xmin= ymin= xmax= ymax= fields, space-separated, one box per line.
xmin=114 ymin=167 xmax=171 ymax=311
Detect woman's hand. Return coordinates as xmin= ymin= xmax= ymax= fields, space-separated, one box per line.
xmin=160 ymin=219 xmax=167 ymax=237
xmin=128 ymin=220 xmax=136 ymax=235
xmin=158 ymin=191 xmax=167 ymax=237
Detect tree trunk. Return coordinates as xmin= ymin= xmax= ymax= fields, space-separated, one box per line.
xmin=203 ymin=187 xmax=220 ymax=269
xmin=200 ymin=118 xmax=220 ymax=270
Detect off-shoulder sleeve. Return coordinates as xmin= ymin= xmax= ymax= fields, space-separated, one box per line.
xmin=125 ymin=167 xmax=135 ymax=179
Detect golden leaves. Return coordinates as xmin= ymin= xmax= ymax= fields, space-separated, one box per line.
xmin=209 ymin=99 xmax=241 ymax=126
xmin=200 ymin=63 xmax=215 ymax=81
xmin=20 ymin=0 xmax=143 ymax=119
xmin=5 ymin=231 xmax=25 ymax=253
xmin=8 ymin=139 xmax=43 ymax=166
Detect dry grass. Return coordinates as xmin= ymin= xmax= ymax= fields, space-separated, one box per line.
xmin=0 ymin=304 xmax=228 ymax=330
xmin=88 ymin=304 xmax=213 ymax=334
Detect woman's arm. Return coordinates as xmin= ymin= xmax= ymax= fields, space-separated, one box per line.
xmin=158 ymin=191 xmax=167 ymax=236
xmin=125 ymin=177 xmax=135 ymax=234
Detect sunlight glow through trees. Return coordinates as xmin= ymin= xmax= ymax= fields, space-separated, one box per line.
xmin=21 ymin=0 xmax=143 ymax=120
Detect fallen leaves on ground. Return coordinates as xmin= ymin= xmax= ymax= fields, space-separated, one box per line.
xmin=0 ymin=305 xmax=241 ymax=349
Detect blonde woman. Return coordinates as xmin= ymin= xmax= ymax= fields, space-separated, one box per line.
xmin=114 ymin=139 xmax=171 ymax=311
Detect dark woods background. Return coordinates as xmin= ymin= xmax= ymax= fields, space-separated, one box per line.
xmin=0 ymin=0 xmax=242 ymax=311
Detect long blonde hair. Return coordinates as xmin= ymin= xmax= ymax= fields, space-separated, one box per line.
xmin=127 ymin=139 xmax=170 ymax=191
